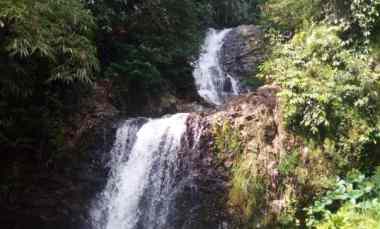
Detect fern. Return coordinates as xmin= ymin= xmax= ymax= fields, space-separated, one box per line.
xmin=0 ymin=0 xmax=99 ymax=88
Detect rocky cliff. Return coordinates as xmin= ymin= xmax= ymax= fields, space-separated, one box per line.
xmin=0 ymin=80 xmax=120 ymax=229
xmin=202 ymin=86 xmax=332 ymax=228
xmin=221 ymin=25 xmax=265 ymax=91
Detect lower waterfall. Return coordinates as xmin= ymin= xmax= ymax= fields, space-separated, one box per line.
xmin=91 ymin=114 xmax=191 ymax=229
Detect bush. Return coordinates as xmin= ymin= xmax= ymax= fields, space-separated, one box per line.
xmin=324 ymin=0 xmax=380 ymax=45
xmin=0 ymin=0 xmax=98 ymax=153
xmin=306 ymin=169 xmax=380 ymax=228
xmin=261 ymin=0 xmax=322 ymax=31
xmin=89 ymin=0 xmax=203 ymax=97
xmin=260 ymin=0 xmax=380 ymax=44
xmin=316 ymin=201 xmax=380 ymax=229
xmin=0 ymin=0 xmax=98 ymax=87
xmin=260 ymin=24 xmax=380 ymax=169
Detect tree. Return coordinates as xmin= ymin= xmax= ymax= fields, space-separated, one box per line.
xmin=87 ymin=0 xmax=205 ymax=111
xmin=0 ymin=0 xmax=98 ymax=149
xmin=209 ymin=0 xmax=263 ymax=27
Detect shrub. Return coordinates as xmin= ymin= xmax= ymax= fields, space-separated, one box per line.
xmin=260 ymin=24 xmax=380 ymax=169
xmin=260 ymin=0 xmax=380 ymax=45
xmin=316 ymin=201 xmax=380 ymax=229
xmin=261 ymin=0 xmax=322 ymax=31
xmin=324 ymin=0 xmax=380 ymax=45
xmin=306 ymin=169 xmax=380 ymax=228
xmin=0 ymin=0 xmax=98 ymax=153
xmin=0 ymin=0 xmax=99 ymax=87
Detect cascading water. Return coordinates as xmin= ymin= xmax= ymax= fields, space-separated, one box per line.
xmin=91 ymin=27 xmax=242 ymax=229
xmin=91 ymin=114 xmax=189 ymax=229
xmin=193 ymin=28 xmax=240 ymax=105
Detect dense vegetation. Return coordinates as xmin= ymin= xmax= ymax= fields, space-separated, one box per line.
xmin=211 ymin=0 xmax=380 ymax=228
xmin=256 ymin=0 xmax=380 ymax=227
xmin=0 ymin=0 xmax=98 ymax=159
xmin=1 ymin=0 xmax=380 ymax=228
xmin=0 ymin=0 xmax=264 ymax=155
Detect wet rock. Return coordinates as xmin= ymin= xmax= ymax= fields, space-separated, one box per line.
xmin=0 ymin=79 xmax=121 ymax=229
xmin=0 ymin=118 xmax=119 ymax=229
xmin=64 ymin=79 xmax=119 ymax=149
xmin=221 ymin=25 xmax=265 ymax=90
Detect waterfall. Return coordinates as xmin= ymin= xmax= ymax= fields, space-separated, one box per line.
xmin=91 ymin=114 xmax=189 ymax=229
xmin=90 ymin=28 xmax=240 ymax=229
xmin=193 ymin=28 xmax=240 ymax=105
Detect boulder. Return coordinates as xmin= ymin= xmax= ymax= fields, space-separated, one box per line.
xmin=221 ymin=25 xmax=265 ymax=90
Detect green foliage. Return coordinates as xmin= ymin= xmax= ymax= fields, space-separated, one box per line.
xmin=207 ymin=0 xmax=264 ymax=27
xmin=260 ymin=24 xmax=380 ymax=169
xmin=0 ymin=0 xmax=98 ymax=153
xmin=278 ymin=151 xmax=300 ymax=177
xmin=261 ymin=0 xmax=322 ymax=31
xmin=251 ymin=1 xmax=380 ymax=227
xmin=260 ymin=0 xmax=380 ymax=44
xmin=88 ymin=0 xmax=203 ymax=99
xmin=316 ymin=201 xmax=380 ymax=229
xmin=213 ymin=120 xmax=243 ymax=159
xmin=324 ymin=0 xmax=380 ymax=45
xmin=306 ymin=169 xmax=380 ymax=228
xmin=348 ymin=0 xmax=380 ymax=42
xmin=0 ymin=0 xmax=98 ymax=87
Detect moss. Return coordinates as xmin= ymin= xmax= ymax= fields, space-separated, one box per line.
xmin=212 ymin=120 xmax=243 ymax=165
xmin=278 ymin=150 xmax=300 ymax=177
xmin=228 ymin=152 xmax=267 ymax=226
xmin=212 ymin=118 xmax=280 ymax=228
xmin=211 ymin=114 xmax=337 ymax=228
xmin=208 ymin=86 xmax=344 ymax=228
xmin=244 ymin=77 xmax=265 ymax=91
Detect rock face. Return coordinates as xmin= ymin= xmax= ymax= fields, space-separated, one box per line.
xmin=221 ymin=25 xmax=265 ymax=90
xmin=178 ymin=114 xmax=232 ymax=228
xmin=205 ymin=85 xmax=300 ymax=227
xmin=174 ymin=85 xmax=297 ymax=228
xmin=113 ymin=73 xmax=210 ymax=118
xmin=210 ymin=85 xmax=288 ymax=154
xmin=0 ymin=119 xmax=119 ymax=229
xmin=0 ymin=79 xmax=120 ymax=229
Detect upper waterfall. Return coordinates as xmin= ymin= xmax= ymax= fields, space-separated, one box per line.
xmin=193 ymin=28 xmax=240 ymax=105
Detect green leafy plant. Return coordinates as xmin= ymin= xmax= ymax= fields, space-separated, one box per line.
xmin=306 ymin=169 xmax=380 ymax=228
xmin=323 ymin=0 xmax=380 ymax=46
xmin=261 ymin=0 xmax=322 ymax=31
xmin=0 ymin=0 xmax=99 ymax=86
xmin=0 ymin=0 xmax=99 ymax=155
xmin=260 ymin=24 xmax=380 ymax=169
xmin=278 ymin=151 xmax=300 ymax=177
xmin=213 ymin=120 xmax=243 ymax=161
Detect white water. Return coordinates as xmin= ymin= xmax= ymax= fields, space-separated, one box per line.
xmin=193 ymin=28 xmax=240 ymax=105
xmin=91 ymin=28 xmax=242 ymax=229
xmin=91 ymin=114 xmax=189 ymax=229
